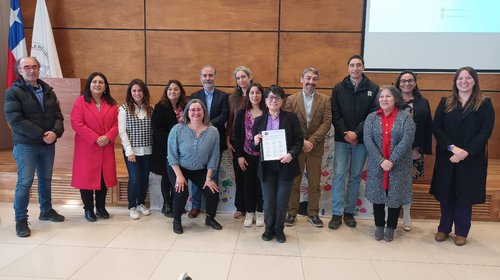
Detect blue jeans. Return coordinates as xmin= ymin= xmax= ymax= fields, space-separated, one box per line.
xmin=331 ymin=141 xmax=367 ymax=216
xmin=124 ymin=153 xmax=151 ymax=209
xmin=13 ymin=144 xmax=55 ymax=222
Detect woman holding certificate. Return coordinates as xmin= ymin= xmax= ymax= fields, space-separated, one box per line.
xmin=253 ymin=85 xmax=303 ymax=243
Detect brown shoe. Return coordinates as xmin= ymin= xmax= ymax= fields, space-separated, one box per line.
xmin=234 ymin=211 xmax=245 ymax=219
xmin=188 ymin=208 xmax=200 ymax=218
xmin=454 ymin=235 xmax=467 ymax=246
xmin=435 ymin=232 xmax=449 ymax=242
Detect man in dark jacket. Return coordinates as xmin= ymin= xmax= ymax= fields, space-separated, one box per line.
xmin=329 ymin=55 xmax=379 ymax=230
xmin=4 ymin=57 xmax=65 ymax=237
xmin=187 ymin=65 xmax=229 ymax=218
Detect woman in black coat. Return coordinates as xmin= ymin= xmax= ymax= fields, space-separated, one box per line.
xmin=431 ymin=67 xmax=495 ymax=246
xmin=252 ymin=85 xmax=303 ymax=243
xmin=395 ymin=70 xmax=433 ymax=231
xmin=150 ymin=80 xmax=188 ymax=217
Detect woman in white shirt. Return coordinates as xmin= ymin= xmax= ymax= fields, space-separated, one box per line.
xmin=118 ymin=79 xmax=154 ymax=220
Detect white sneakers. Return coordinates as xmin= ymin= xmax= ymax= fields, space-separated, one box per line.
xmin=256 ymin=212 xmax=264 ymax=227
xmin=244 ymin=212 xmax=265 ymax=227
xmin=244 ymin=213 xmax=255 ymax=227
xmin=137 ymin=204 xmax=151 ymax=216
xmin=129 ymin=207 xmax=139 ymax=220
xmin=129 ymin=204 xmax=151 ymax=220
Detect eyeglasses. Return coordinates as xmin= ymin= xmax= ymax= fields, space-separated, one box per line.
xmin=20 ymin=65 xmax=40 ymax=71
xmin=400 ymin=79 xmax=415 ymax=84
xmin=266 ymin=96 xmax=282 ymax=101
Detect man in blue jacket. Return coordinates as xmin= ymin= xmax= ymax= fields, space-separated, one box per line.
xmin=329 ymin=55 xmax=379 ymax=230
xmin=4 ymin=57 xmax=65 ymax=237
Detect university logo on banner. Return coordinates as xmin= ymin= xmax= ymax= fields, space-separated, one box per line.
xmin=31 ymin=0 xmax=63 ymax=78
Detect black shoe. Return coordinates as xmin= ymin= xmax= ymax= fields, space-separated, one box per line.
xmin=96 ymin=207 xmax=110 ymax=219
xmin=84 ymin=209 xmax=97 ymax=222
xmin=16 ymin=220 xmax=31 ymax=237
xmin=328 ymin=215 xmax=342 ymax=230
xmin=307 ymin=215 xmax=324 ymax=228
xmin=162 ymin=204 xmax=173 ymax=218
xmin=343 ymin=213 xmax=357 ymax=228
xmin=39 ymin=209 xmax=65 ymax=222
xmin=261 ymin=229 xmax=275 ymax=241
xmin=173 ymin=220 xmax=183 ymax=234
xmin=276 ymin=231 xmax=286 ymax=243
xmin=284 ymin=214 xmax=296 ymax=227
xmin=205 ymin=216 xmax=222 ymax=230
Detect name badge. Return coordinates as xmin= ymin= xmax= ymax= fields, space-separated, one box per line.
xmin=367 ymin=91 xmax=373 ymax=96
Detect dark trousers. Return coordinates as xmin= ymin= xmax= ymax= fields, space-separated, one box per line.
xmin=242 ymin=153 xmax=263 ymax=213
xmin=232 ymin=150 xmax=246 ymax=212
xmin=438 ymin=169 xmax=472 ymax=237
xmin=160 ymin=174 xmax=173 ymax=208
xmin=80 ymin=175 xmax=108 ymax=210
xmin=191 ymin=151 xmax=222 ymax=209
xmin=124 ymin=153 xmax=151 ymax=209
xmin=438 ymin=201 xmax=472 ymax=237
xmin=167 ymin=165 xmax=219 ymax=221
xmin=373 ymin=204 xmax=401 ymax=229
xmin=261 ymin=167 xmax=294 ymax=234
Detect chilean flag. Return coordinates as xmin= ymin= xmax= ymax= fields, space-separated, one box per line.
xmin=6 ymin=0 xmax=28 ymax=88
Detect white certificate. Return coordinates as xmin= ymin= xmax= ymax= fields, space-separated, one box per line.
xmin=261 ymin=129 xmax=287 ymax=161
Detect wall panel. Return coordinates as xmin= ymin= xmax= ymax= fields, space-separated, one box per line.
xmin=21 ymin=0 xmax=144 ymax=29
xmin=146 ymin=31 xmax=278 ymax=86
xmin=279 ymin=33 xmax=362 ymax=88
xmin=146 ymin=0 xmax=279 ymax=30
xmin=53 ymin=30 xmax=145 ymax=84
xmin=281 ymin=0 xmax=364 ymax=31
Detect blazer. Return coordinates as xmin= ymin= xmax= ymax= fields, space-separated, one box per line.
xmin=190 ymin=88 xmax=229 ymax=150
xmin=150 ymin=101 xmax=180 ymax=176
xmin=430 ymin=97 xmax=495 ymax=205
xmin=70 ymin=95 xmax=118 ymax=190
xmin=252 ymin=110 xmax=304 ymax=181
xmin=284 ymin=91 xmax=332 ymax=157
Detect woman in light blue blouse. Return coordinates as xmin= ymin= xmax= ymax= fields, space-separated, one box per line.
xmin=167 ymin=99 xmax=221 ymax=234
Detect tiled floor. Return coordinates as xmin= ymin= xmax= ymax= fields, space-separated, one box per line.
xmin=0 ymin=202 xmax=499 ymax=280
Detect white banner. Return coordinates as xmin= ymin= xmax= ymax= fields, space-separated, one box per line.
xmin=30 ymin=0 xmax=63 ymax=78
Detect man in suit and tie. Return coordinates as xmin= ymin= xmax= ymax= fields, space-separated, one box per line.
xmin=188 ymin=65 xmax=229 ymax=218
xmin=284 ymin=67 xmax=332 ymax=227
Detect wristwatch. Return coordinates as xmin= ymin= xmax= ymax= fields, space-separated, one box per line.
xmin=447 ymin=145 xmax=455 ymax=151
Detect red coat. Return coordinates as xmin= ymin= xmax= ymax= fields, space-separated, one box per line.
xmin=70 ymin=95 xmax=118 ymax=190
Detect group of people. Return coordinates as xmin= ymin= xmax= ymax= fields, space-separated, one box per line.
xmin=5 ymin=56 xmax=494 ymax=247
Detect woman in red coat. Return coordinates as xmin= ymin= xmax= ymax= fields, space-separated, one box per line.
xmin=70 ymin=72 xmax=118 ymax=222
